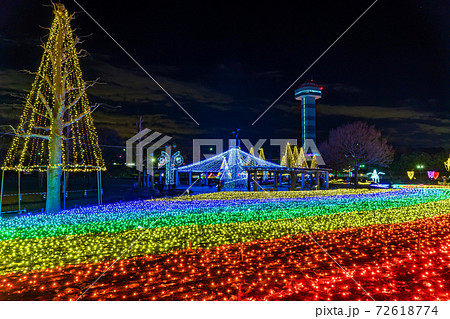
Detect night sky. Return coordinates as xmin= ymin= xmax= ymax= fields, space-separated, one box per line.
xmin=0 ymin=0 xmax=449 ymax=159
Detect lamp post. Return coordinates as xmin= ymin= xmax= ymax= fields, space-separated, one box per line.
xmin=158 ymin=148 xmax=183 ymax=189
xmin=416 ymin=164 xmax=424 ymax=182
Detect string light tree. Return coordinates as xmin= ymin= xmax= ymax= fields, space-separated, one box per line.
xmin=1 ymin=4 xmax=105 ymax=213
xmin=445 ymin=155 xmax=450 ymax=172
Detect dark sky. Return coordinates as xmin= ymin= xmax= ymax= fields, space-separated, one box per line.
xmin=0 ymin=0 xmax=449 ymax=157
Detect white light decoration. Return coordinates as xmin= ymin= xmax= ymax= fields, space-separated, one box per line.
xmin=177 ymin=147 xmax=284 ymax=189
xmin=367 ymin=169 xmax=385 ymax=183
xmin=158 ymin=151 xmax=184 ymax=185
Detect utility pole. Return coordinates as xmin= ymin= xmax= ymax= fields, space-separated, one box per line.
xmin=136 ymin=116 xmax=144 ymax=188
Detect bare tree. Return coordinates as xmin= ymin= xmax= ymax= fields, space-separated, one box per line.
xmin=319 ymin=121 xmax=394 ymax=186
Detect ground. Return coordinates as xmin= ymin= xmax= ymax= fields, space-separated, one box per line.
xmin=0 ymin=188 xmax=449 ymax=301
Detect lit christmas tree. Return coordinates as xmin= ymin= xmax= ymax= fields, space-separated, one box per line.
xmin=2 ymin=4 xmax=105 ymax=213
xmin=258 ymin=148 xmax=265 ymax=161
xmin=280 ymin=155 xmax=287 ymax=167
xmin=310 ymin=155 xmax=319 ymax=169
xmin=445 ymin=154 xmax=450 ymax=172
xmin=284 ymin=143 xmax=295 ymax=168
xmin=292 ymin=146 xmax=299 ymax=165
xmin=296 ymin=147 xmax=308 ymax=168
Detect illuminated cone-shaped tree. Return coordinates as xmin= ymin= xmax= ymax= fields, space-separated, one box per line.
xmin=249 ymin=147 xmax=255 ymax=157
xmin=284 ymin=143 xmax=295 ymax=168
xmin=310 ymin=155 xmax=319 ymax=169
xmin=2 ymin=4 xmax=105 ymax=213
xmin=258 ymin=148 xmax=265 ymax=160
xmin=292 ymin=146 xmax=299 ymax=165
xmin=280 ymin=155 xmax=287 ymax=167
xmin=296 ymin=147 xmax=308 ymax=168
xmin=445 ymin=154 xmax=450 ymax=172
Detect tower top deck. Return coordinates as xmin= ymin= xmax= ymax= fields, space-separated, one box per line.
xmin=295 ymin=81 xmax=322 ymax=100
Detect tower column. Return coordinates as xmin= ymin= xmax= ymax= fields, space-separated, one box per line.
xmin=295 ymin=81 xmax=322 ymax=147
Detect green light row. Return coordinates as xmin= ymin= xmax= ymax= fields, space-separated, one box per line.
xmin=0 ymin=198 xmax=449 ymax=275
xmin=154 ymin=189 xmax=394 ymax=201
xmin=0 ymin=189 xmax=446 ymax=241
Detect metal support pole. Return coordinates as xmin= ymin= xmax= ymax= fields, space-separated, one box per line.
xmin=274 ymin=171 xmax=278 ymax=191
xmin=301 ymin=173 xmax=305 ymax=189
xmin=99 ymin=170 xmax=103 ymax=205
xmin=143 ymin=168 xmax=146 ymax=188
xmin=317 ymin=173 xmax=320 ymax=189
xmin=0 ymin=170 xmax=4 ymax=214
xmin=149 ymin=153 xmax=154 ymax=190
xmin=316 ymin=172 xmax=319 ymax=190
xmin=97 ymin=170 xmax=101 ymax=206
xmin=18 ymin=171 xmax=21 ymax=212
xmin=289 ymin=172 xmax=296 ymax=191
xmin=63 ymin=171 xmax=66 ymax=210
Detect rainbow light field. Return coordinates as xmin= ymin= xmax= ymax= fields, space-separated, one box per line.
xmin=0 ymin=188 xmax=449 ymax=301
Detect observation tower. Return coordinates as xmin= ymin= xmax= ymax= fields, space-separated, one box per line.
xmin=295 ymin=81 xmax=322 ymax=147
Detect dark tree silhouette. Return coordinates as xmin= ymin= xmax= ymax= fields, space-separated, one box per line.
xmin=319 ymin=121 xmax=394 ymax=185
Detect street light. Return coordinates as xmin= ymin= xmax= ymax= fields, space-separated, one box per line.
xmin=416 ymin=164 xmax=425 ymax=181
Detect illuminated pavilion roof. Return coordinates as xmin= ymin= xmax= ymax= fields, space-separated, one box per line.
xmin=177 ymin=147 xmax=284 ymax=173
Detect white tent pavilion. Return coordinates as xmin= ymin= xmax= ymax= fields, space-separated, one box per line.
xmin=176 ymin=147 xmax=284 ymax=189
